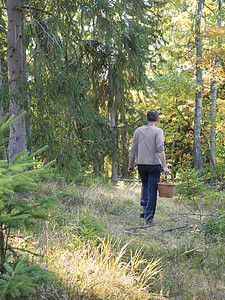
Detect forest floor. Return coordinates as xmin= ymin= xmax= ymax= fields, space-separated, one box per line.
xmin=25 ymin=180 xmax=225 ymax=300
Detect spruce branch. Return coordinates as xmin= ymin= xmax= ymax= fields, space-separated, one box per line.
xmin=21 ymin=5 xmax=53 ymax=16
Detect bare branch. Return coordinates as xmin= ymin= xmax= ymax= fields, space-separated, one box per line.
xmin=204 ymin=4 xmax=216 ymax=15
xmin=21 ymin=5 xmax=53 ymax=16
xmin=8 ymin=245 xmax=41 ymax=256
xmin=33 ymin=18 xmax=62 ymax=51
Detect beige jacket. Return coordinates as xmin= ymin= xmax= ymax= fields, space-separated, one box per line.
xmin=128 ymin=124 xmax=165 ymax=168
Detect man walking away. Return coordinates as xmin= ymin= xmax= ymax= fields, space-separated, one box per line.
xmin=128 ymin=109 xmax=170 ymax=226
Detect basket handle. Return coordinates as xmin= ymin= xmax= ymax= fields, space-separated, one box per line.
xmin=159 ymin=173 xmax=174 ymax=184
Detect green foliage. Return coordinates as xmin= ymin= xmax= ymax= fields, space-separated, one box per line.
xmin=0 ymin=256 xmax=54 ymax=300
xmin=21 ymin=0 xmax=166 ymax=180
xmin=76 ymin=210 xmax=107 ymax=242
xmin=203 ymin=162 xmax=225 ymax=184
xmin=0 ymin=152 xmax=52 ymax=230
xmin=176 ymin=168 xmax=206 ymax=200
xmin=1 ymin=0 xmax=225 ymax=183
xmin=202 ymin=213 xmax=225 ymax=240
xmin=99 ymin=197 xmax=135 ymax=216
xmin=152 ymin=70 xmax=196 ymax=172
xmin=0 ymin=114 xmax=60 ymax=297
xmin=67 ymin=209 xmax=107 ymax=245
xmin=198 ymin=188 xmax=225 ymax=211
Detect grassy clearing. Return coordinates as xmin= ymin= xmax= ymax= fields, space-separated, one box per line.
xmin=20 ymin=180 xmax=225 ymax=299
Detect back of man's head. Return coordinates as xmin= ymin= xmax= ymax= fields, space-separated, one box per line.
xmin=147 ymin=109 xmax=159 ymax=122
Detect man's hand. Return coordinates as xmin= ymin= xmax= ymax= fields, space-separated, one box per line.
xmin=163 ymin=167 xmax=171 ymax=175
xmin=158 ymin=152 xmax=171 ymax=175
xmin=128 ymin=167 xmax=134 ymax=173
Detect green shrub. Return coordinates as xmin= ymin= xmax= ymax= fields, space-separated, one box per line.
xmin=0 ymin=114 xmax=60 ymax=298
xmin=0 ymin=256 xmax=54 ymax=300
xmin=176 ymin=168 xmax=206 ymax=200
xmin=64 ymin=208 xmax=107 ymax=245
xmin=202 ymin=213 xmax=225 ymax=240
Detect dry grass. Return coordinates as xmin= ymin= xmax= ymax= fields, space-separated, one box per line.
xmin=44 ymin=239 xmax=163 ymax=299
xmin=24 ymin=181 xmax=225 ymax=299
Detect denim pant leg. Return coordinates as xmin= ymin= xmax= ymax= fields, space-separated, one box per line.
xmin=138 ymin=165 xmax=148 ymax=214
xmin=138 ymin=165 xmax=161 ymax=220
xmin=145 ymin=166 xmax=161 ymax=220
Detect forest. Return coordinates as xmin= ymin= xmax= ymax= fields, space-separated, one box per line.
xmin=0 ymin=0 xmax=224 ymax=299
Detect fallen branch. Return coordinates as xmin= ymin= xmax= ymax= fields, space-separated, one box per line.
xmin=179 ymin=241 xmax=222 ymax=257
xmin=173 ymin=212 xmax=211 ymax=217
xmin=157 ymin=224 xmax=193 ymax=233
xmin=123 ymin=224 xmax=155 ymax=231
xmin=158 ymin=214 xmax=225 ymax=234
xmin=124 ymin=215 xmax=225 ymax=235
xmin=123 ymin=230 xmax=143 ymax=236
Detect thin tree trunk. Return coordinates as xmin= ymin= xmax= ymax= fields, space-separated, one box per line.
xmin=171 ymin=133 xmax=176 ymax=176
xmin=0 ymin=227 xmax=5 ymax=271
xmin=24 ymin=36 xmax=32 ymax=152
xmin=93 ymin=70 xmax=101 ymax=178
xmin=121 ymin=116 xmax=129 ymax=178
xmin=194 ymin=0 xmax=204 ymax=171
xmin=107 ymin=37 xmax=118 ymax=184
xmin=0 ymin=60 xmax=3 ymax=121
xmin=110 ymin=110 xmax=118 ymax=184
xmin=210 ymin=76 xmax=217 ymax=170
xmin=210 ymin=0 xmax=223 ymax=182
xmin=0 ymin=60 xmax=7 ymax=160
xmin=7 ymin=0 xmax=27 ymax=164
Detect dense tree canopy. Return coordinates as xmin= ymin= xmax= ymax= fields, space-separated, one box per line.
xmin=0 ymin=0 xmax=224 ymax=182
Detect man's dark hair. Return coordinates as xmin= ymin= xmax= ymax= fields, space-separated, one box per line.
xmin=147 ymin=109 xmax=159 ymax=121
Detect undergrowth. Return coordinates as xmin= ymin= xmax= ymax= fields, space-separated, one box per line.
xmin=9 ymin=179 xmax=225 ymax=299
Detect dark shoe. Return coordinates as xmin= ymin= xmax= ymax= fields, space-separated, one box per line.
xmin=140 ymin=212 xmax=145 ymax=218
xmin=145 ymin=219 xmax=155 ymax=226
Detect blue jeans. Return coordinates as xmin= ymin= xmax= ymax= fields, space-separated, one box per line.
xmin=138 ymin=165 xmax=162 ymax=221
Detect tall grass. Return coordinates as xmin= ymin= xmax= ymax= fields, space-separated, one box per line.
xmin=23 ymin=181 xmax=164 ymax=299
xmin=26 ymin=181 xmax=225 ymax=299
xmin=40 ymin=238 xmax=163 ymax=299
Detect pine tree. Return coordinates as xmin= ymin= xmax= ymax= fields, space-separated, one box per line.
xmin=20 ymin=0 xmax=166 ymax=181
xmin=7 ymin=0 xmax=27 ymax=165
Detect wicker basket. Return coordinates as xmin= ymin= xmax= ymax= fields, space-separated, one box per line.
xmin=157 ymin=173 xmax=176 ymax=198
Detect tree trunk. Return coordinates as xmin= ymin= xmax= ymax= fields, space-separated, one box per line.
xmin=93 ymin=85 xmax=101 ymax=178
xmin=110 ymin=110 xmax=118 ymax=184
xmin=107 ymin=37 xmax=118 ymax=185
xmin=0 ymin=227 xmax=5 ymax=271
xmin=0 ymin=60 xmax=7 ymax=161
xmin=23 ymin=35 xmax=31 ymax=150
xmin=194 ymin=0 xmax=204 ymax=171
xmin=121 ymin=116 xmax=129 ymax=178
xmin=93 ymin=153 xmax=100 ymax=178
xmin=210 ymin=79 xmax=217 ymax=170
xmin=0 ymin=60 xmax=3 ymax=121
xmin=210 ymin=0 xmax=223 ymax=182
xmin=7 ymin=0 xmax=27 ymax=164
